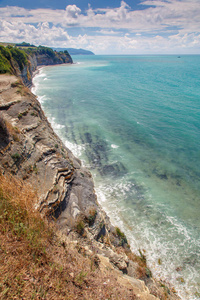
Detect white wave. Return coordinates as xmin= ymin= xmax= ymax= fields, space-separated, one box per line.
xmin=31 ymin=69 xmax=46 ymax=95
xmin=37 ymin=95 xmax=47 ymax=104
xmin=111 ymin=144 xmax=119 ymax=149
xmin=94 ymin=176 xmax=200 ymax=300
xmin=64 ymin=140 xmax=85 ymax=158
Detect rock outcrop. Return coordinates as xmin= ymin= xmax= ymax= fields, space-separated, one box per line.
xmin=0 ymin=70 xmax=180 ymax=299
xmin=0 ymin=44 xmax=73 ymax=87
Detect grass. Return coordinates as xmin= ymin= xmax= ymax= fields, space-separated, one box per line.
xmin=0 ymin=173 xmax=137 ymax=299
xmin=115 ymin=226 xmax=128 ymax=246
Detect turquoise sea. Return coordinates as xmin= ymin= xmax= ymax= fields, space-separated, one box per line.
xmin=32 ymin=55 xmax=200 ymax=299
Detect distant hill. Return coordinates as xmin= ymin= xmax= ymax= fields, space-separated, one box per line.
xmin=53 ymin=48 xmax=95 ymax=55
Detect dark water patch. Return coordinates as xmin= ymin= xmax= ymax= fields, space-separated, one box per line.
xmin=64 ymin=121 xmax=78 ymax=145
xmin=84 ymin=132 xmax=93 ymax=144
xmin=85 ymin=148 xmax=102 ymax=169
xmin=79 ymin=131 xmax=85 ymax=145
xmin=153 ymin=168 xmax=168 ymax=180
xmin=77 ymin=130 xmax=111 ymax=169
xmin=101 ymin=161 xmax=127 ymax=177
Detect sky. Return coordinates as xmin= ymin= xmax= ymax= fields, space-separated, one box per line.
xmin=0 ymin=0 xmax=200 ymax=54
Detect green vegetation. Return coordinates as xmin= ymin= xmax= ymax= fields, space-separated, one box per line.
xmin=0 ymin=43 xmax=71 ymax=75
xmin=0 ymin=46 xmax=12 ymax=74
xmin=76 ymin=220 xmax=85 ymax=235
xmin=24 ymin=45 xmax=70 ymax=62
xmin=18 ymin=110 xmax=28 ymax=119
xmin=115 ymin=226 xmax=128 ymax=246
xmin=87 ymin=208 xmax=97 ymax=226
xmin=145 ymin=267 xmax=152 ymax=278
xmin=11 ymin=152 xmax=21 ymax=162
xmin=0 ymin=45 xmax=28 ymax=74
xmin=16 ymin=42 xmax=36 ymax=48
xmin=9 ymin=47 xmax=28 ymax=71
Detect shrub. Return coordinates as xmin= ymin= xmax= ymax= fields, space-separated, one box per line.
xmin=11 ymin=152 xmax=21 ymax=162
xmin=0 ymin=45 xmax=12 ymax=60
xmin=76 ymin=220 xmax=85 ymax=235
xmin=115 ymin=227 xmax=127 ymax=246
xmin=9 ymin=47 xmax=28 ymax=71
xmin=0 ymin=49 xmax=11 ymax=74
xmin=87 ymin=209 xmax=97 ymax=226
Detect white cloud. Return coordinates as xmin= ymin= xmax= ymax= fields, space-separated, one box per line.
xmin=0 ymin=1 xmax=199 ymax=32
xmin=0 ymin=20 xmax=70 ymax=46
xmin=0 ymin=1 xmax=199 ymax=53
xmin=97 ymin=29 xmax=122 ymax=35
xmin=65 ymin=5 xmax=81 ymax=18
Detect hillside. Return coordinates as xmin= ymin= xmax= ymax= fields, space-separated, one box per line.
xmin=0 ymin=44 xmax=73 ymax=86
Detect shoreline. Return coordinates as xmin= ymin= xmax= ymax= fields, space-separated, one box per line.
xmin=31 ymin=64 xmax=182 ymax=300
xmin=0 ymin=68 xmax=181 ymax=299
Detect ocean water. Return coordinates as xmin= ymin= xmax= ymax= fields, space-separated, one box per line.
xmin=32 ymin=55 xmax=200 ymax=299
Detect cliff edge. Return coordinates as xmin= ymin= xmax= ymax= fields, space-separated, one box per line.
xmin=0 ymin=47 xmax=180 ymax=299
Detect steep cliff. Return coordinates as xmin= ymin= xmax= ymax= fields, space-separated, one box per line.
xmin=0 ymin=56 xmax=180 ymax=299
xmin=0 ymin=45 xmax=73 ymax=87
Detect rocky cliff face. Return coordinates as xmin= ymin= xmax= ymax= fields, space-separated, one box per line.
xmin=0 ymin=71 xmax=180 ymax=299
xmin=35 ymin=52 xmax=72 ymax=66
xmin=0 ymin=45 xmax=73 ymax=87
xmin=21 ymin=52 xmax=72 ymax=87
xmin=0 ymin=74 xmax=128 ymax=259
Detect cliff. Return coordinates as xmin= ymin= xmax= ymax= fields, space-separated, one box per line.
xmin=0 ymin=45 xmax=73 ymax=87
xmin=0 ymin=51 xmax=180 ymax=299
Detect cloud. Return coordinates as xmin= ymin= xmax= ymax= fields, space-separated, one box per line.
xmin=65 ymin=5 xmax=81 ymax=18
xmin=97 ymin=29 xmax=122 ymax=35
xmin=1 ymin=1 xmax=199 ymax=32
xmin=0 ymin=20 xmax=70 ymax=45
xmin=0 ymin=1 xmax=199 ymax=53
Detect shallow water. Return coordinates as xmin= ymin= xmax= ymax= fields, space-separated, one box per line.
xmin=32 ymin=55 xmax=200 ymax=299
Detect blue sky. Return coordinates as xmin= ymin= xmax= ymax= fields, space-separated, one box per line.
xmin=0 ymin=0 xmax=143 ymax=10
xmin=0 ymin=0 xmax=200 ymax=54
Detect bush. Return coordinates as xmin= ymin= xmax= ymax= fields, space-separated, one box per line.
xmin=37 ymin=46 xmax=55 ymax=58
xmin=0 ymin=46 xmax=12 ymax=74
xmin=76 ymin=220 xmax=85 ymax=235
xmin=87 ymin=209 xmax=97 ymax=226
xmin=11 ymin=152 xmax=21 ymax=162
xmin=9 ymin=47 xmax=28 ymax=71
xmin=0 ymin=45 xmax=12 ymax=60
xmin=115 ymin=227 xmax=128 ymax=246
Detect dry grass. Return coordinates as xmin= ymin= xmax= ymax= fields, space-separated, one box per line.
xmin=0 ymin=117 xmax=20 ymax=147
xmin=0 ymin=173 xmax=137 ymax=299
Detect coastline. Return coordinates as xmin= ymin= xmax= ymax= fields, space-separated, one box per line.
xmin=33 ymin=54 xmax=200 ymax=300
xmin=0 ymin=53 xmax=180 ymax=298
xmin=31 ymin=64 xmax=181 ymax=300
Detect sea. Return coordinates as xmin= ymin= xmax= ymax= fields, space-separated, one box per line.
xmin=32 ymin=55 xmax=200 ymax=300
